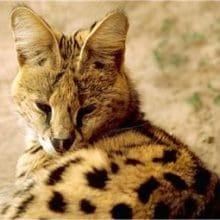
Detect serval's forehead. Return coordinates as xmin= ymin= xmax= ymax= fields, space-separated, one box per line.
xmin=59 ymin=28 xmax=90 ymax=70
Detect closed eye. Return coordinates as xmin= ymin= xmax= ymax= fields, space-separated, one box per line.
xmin=36 ymin=102 xmax=52 ymax=125
xmin=36 ymin=102 xmax=51 ymax=115
xmin=76 ymin=104 xmax=96 ymax=128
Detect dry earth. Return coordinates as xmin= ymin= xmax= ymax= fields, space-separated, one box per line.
xmin=0 ymin=1 xmax=220 ymax=189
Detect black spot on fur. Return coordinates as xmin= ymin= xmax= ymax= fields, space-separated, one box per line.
xmin=125 ymin=158 xmax=144 ymax=166
xmin=69 ymin=157 xmax=82 ymax=164
xmin=80 ymin=199 xmax=96 ymax=214
xmin=184 ymin=197 xmax=198 ymax=218
xmin=153 ymin=149 xmax=177 ymax=164
xmin=46 ymin=165 xmax=67 ymax=185
xmin=153 ymin=201 xmax=170 ymax=219
xmin=48 ymin=191 xmax=66 ymax=213
xmin=164 ymin=172 xmax=188 ymax=190
xmin=86 ymin=168 xmax=109 ymax=189
xmin=111 ymin=203 xmax=133 ymax=219
xmin=12 ymin=195 xmax=34 ymax=219
xmin=136 ymin=176 xmax=160 ymax=204
xmin=94 ymin=61 xmax=105 ymax=69
xmin=213 ymin=181 xmax=220 ymax=218
xmin=200 ymin=180 xmax=220 ymax=218
xmin=111 ymin=162 xmax=119 ymax=174
xmin=193 ymin=166 xmax=211 ymax=194
xmin=46 ymin=158 xmax=82 ymax=185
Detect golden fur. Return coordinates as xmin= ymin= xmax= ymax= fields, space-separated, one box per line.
xmin=1 ymin=6 xmax=220 ymax=219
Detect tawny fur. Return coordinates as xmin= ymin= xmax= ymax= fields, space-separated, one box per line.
xmin=1 ymin=6 xmax=220 ymax=219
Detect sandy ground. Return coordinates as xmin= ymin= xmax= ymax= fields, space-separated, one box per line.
xmin=0 ymin=1 xmax=220 ymax=187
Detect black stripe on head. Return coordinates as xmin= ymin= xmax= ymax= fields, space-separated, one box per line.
xmin=164 ymin=172 xmax=188 ymax=190
xmin=52 ymin=71 xmax=65 ymax=86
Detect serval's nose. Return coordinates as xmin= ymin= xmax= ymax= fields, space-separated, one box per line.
xmin=52 ymin=136 xmax=75 ymax=153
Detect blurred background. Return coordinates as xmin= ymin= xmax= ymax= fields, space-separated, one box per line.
xmin=0 ymin=1 xmax=220 ymax=186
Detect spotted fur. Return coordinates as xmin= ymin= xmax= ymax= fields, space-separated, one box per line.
xmin=2 ymin=6 xmax=219 ymax=219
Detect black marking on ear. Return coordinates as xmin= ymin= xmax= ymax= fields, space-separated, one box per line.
xmin=74 ymin=37 xmax=81 ymax=51
xmin=193 ymin=166 xmax=211 ymax=194
xmin=111 ymin=203 xmax=133 ymax=219
xmin=125 ymin=158 xmax=144 ymax=166
xmin=12 ymin=195 xmax=34 ymax=219
xmin=94 ymin=61 xmax=105 ymax=69
xmin=80 ymin=199 xmax=96 ymax=214
xmin=153 ymin=149 xmax=177 ymax=164
xmin=184 ymin=197 xmax=198 ymax=218
xmin=111 ymin=162 xmax=119 ymax=174
xmin=164 ymin=172 xmax=188 ymax=190
xmin=136 ymin=176 xmax=160 ymax=204
xmin=85 ymin=168 xmax=109 ymax=189
xmin=90 ymin=21 xmax=97 ymax=31
xmin=48 ymin=191 xmax=66 ymax=213
xmin=153 ymin=201 xmax=170 ymax=219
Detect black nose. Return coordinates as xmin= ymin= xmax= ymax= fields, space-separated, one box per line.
xmin=52 ymin=136 xmax=74 ymax=152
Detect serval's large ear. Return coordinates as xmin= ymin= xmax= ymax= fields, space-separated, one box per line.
xmin=79 ymin=11 xmax=129 ymax=69
xmin=11 ymin=6 xmax=60 ymax=68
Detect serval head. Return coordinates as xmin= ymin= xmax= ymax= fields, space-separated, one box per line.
xmin=11 ymin=6 xmax=141 ymax=154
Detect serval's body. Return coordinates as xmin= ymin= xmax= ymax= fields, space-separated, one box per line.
xmin=1 ymin=6 xmax=219 ymax=219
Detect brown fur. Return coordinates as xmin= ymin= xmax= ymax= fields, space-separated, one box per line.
xmin=2 ymin=6 xmax=219 ymax=219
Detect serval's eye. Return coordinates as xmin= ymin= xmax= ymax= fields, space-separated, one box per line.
xmin=36 ymin=102 xmax=51 ymax=115
xmin=76 ymin=104 xmax=96 ymax=128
